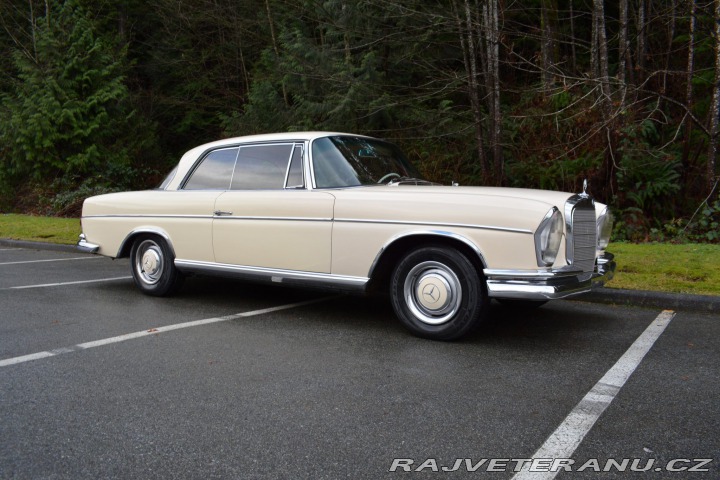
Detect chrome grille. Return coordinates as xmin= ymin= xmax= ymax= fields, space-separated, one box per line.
xmin=569 ymin=202 xmax=597 ymax=273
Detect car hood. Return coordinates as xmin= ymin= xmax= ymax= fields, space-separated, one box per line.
xmin=388 ymin=185 xmax=576 ymax=205
xmin=330 ymin=185 xmax=587 ymax=233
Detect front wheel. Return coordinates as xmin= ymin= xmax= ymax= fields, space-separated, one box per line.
xmin=130 ymin=235 xmax=184 ymax=296
xmin=390 ymin=245 xmax=488 ymax=341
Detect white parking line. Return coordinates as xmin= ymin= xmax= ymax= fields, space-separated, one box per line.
xmin=0 ymin=297 xmax=332 ymax=368
xmin=511 ymin=310 xmax=676 ymax=480
xmin=0 ymin=256 xmax=100 ymax=266
xmin=3 ymin=276 xmax=132 ymax=290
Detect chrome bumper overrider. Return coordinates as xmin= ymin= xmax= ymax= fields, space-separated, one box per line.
xmin=77 ymin=234 xmax=100 ymax=254
xmin=484 ymin=252 xmax=616 ymax=300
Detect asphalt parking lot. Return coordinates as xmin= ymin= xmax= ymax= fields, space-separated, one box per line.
xmin=1 ymin=246 xmax=718 ymax=479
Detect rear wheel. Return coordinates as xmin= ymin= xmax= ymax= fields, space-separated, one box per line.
xmin=130 ymin=235 xmax=184 ymax=296
xmin=390 ymin=245 xmax=488 ymax=341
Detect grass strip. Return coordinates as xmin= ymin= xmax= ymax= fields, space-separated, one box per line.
xmin=0 ymin=214 xmax=81 ymax=245
xmin=608 ymin=242 xmax=720 ymax=296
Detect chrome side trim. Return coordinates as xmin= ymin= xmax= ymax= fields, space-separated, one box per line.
xmin=335 ymin=218 xmax=532 ymax=234
xmin=77 ymin=234 xmax=100 ymax=254
xmin=485 ymin=251 xmax=615 ymax=300
xmin=81 ymin=214 xmax=331 ymax=222
xmin=82 ymin=214 xmax=212 ymax=219
xmin=174 ymin=259 xmax=369 ymax=291
xmin=213 ymin=216 xmax=332 ymax=222
xmin=84 ymin=215 xmax=532 ymax=233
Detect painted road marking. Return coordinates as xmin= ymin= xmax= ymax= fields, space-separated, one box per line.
xmin=511 ymin=310 xmax=676 ymax=480
xmin=3 ymin=276 xmax=132 ymax=290
xmin=0 ymin=297 xmax=332 ymax=368
xmin=0 ymin=256 xmax=100 ymax=266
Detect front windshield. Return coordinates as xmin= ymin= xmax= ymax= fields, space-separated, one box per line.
xmin=311 ymin=136 xmax=425 ymax=188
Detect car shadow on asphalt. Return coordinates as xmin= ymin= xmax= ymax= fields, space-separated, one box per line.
xmin=99 ymin=274 xmax=627 ymax=350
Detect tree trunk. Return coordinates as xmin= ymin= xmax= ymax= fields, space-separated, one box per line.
xmin=454 ymin=0 xmax=489 ymax=182
xmin=618 ymin=0 xmax=629 ymax=103
xmin=708 ymin=0 xmax=720 ymax=193
xmin=483 ymin=0 xmax=502 ymax=185
xmin=635 ymin=0 xmax=646 ymax=76
xmin=682 ymin=0 xmax=696 ymax=172
xmin=593 ymin=0 xmax=616 ymax=200
xmin=265 ymin=0 xmax=289 ymax=106
xmin=568 ymin=0 xmax=576 ymax=73
xmin=590 ymin=4 xmax=599 ymax=81
xmin=593 ymin=0 xmax=611 ymax=117
xmin=28 ymin=0 xmax=37 ymax=60
xmin=540 ymin=0 xmax=556 ymax=91
xmin=663 ymin=0 xmax=677 ymax=96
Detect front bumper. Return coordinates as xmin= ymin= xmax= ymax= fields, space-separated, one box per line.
xmin=77 ymin=234 xmax=100 ymax=254
xmin=484 ymin=252 xmax=616 ymax=300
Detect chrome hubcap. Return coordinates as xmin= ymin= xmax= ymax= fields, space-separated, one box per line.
xmin=404 ymin=261 xmax=462 ymax=325
xmin=135 ymin=240 xmax=163 ymax=285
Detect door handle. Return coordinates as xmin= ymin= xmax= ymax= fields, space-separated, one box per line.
xmin=213 ymin=210 xmax=233 ymax=216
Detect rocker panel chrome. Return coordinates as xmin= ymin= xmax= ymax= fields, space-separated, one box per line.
xmin=174 ymin=259 xmax=369 ymax=291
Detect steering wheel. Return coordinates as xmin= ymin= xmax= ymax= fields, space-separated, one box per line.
xmin=377 ymin=172 xmax=401 ymax=184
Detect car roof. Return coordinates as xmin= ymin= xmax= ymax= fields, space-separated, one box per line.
xmin=198 ymin=131 xmax=371 ymax=149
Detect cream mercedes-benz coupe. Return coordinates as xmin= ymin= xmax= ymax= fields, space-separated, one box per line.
xmin=79 ymin=132 xmax=615 ymax=340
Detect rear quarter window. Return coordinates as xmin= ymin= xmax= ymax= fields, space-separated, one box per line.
xmin=184 ymin=148 xmax=239 ymax=190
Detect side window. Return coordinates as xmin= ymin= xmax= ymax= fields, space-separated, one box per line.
xmin=184 ymin=148 xmax=238 ymax=190
xmin=285 ymin=144 xmax=304 ymax=188
xmin=231 ymin=144 xmax=294 ymax=190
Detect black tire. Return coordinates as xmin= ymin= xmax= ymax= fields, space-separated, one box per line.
xmin=129 ymin=235 xmax=184 ymax=296
xmin=495 ymin=299 xmax=548 ymax=310
xmin=390 ymin=245 xmax=488 ymax=341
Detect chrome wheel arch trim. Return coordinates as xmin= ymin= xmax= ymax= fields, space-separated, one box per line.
xmin=367 ymin=230 xmax=489 ymax=279
xmin=117 ymin=227 xmax=175 ymax=259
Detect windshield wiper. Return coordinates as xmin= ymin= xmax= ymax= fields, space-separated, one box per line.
xmin=387 ymin=176 xmax=439 ymax=186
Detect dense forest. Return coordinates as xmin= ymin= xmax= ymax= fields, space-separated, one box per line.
xmin=1 ymin=0 xmax=718 ymax=242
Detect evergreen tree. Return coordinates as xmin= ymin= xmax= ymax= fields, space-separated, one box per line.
xmin=0 ymin=0 xmax=148 ymax=186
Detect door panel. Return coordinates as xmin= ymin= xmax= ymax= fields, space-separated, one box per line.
xmin=212 ymin=191 xmax=335 ymax=273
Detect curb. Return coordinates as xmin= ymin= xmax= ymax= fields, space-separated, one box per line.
xmin=2 ymin=238 xmax=718 ymax=314
xmin=0 ymin=238 xmax=79 ymax=254
xmin=573 ymin=287 xmax=720 ymax=314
